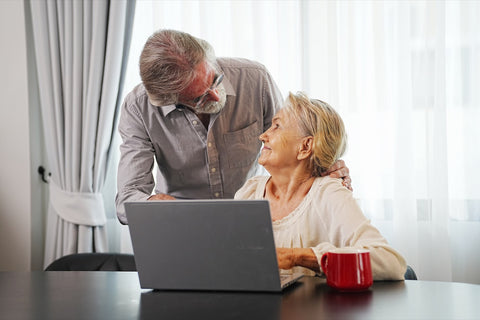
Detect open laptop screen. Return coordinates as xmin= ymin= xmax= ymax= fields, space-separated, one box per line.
xmin=125 ymin=199 xmax=287 ymax=292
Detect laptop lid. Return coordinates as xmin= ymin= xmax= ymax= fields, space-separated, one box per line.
xmin=125 ymin=199 xmax=292 ymax=292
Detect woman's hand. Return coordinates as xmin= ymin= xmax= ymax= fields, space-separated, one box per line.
xmin=276 ymin=248 xmax=297 ymax=269
xmin=322 ymin=159 xmax=353 ymax=191
xmin=276 ymin=247 xmax=320 ymax=273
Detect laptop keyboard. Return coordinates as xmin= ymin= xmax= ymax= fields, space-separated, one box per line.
xmin=280 ymin=274 xmax=304 ymax=288
xmin=280 ymin=274 xmax=291 ymax=282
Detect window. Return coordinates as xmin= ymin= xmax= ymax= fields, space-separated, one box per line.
xmin=113 ymin=0 xmax=480 ymax=283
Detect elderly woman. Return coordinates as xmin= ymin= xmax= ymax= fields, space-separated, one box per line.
xmin=234 ymin=92 xmax=406 ymax=280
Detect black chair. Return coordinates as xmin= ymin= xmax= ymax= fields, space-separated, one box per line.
xmin=45 ymin=253 xmax=137 ymax=271
xmin=404 ymin=265 xmax=418 ymax=280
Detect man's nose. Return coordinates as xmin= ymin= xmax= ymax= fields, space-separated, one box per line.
xmin=207 ymin=88 xmax=220 ymax=102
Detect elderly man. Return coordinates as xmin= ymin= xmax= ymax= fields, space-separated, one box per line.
xmin=116 ymin=29 xmax=350 ymax=224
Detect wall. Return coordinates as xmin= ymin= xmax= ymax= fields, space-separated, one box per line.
xmin=0 ymin=0 xmax=123 ymax=271
xmin=0 ymin=0 xmax=32 ymax=271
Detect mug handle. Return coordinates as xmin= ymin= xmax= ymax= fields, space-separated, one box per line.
xmin=320 ymin=253 xmax=328 ymax=275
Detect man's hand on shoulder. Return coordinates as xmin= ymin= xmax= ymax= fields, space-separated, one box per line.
xmin=147 ymin=193 xmax=177 ymax=200
xmin=322 ymin=159 xmax=353 ymax=191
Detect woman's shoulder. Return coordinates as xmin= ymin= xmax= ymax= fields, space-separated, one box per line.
xmin=234 ymin=175 xmax=269 ymax=200
xmin=309 ymin=176 xmax=362 ymax=218
xmin=310 ymin=176 xmax=355 ymax=205
xmin=312 ymin=176 xmax=346 ymax=192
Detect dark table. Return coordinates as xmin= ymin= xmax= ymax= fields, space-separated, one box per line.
xmin=1 ymin=272 xmax=479 ymax=319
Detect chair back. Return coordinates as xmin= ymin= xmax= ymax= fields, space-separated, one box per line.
xmin=404 ymin=265 xmax=418 ymax=280
xmin=45 ymin=253 xmax=136 ymax=271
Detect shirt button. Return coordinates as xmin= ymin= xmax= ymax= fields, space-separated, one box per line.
xmin=208 ymin=142 xmax=212 ymax=147
xmin=215 ymin=192 xmax=220 ymax=197
xmin=192 ymin=120 xmax=198 ymax=125
xmin=211 ymin=167 xmax=216 ymax=173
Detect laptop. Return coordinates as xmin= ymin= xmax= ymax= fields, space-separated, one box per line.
xmin=125 ymin=199 xmax=303 ymax=292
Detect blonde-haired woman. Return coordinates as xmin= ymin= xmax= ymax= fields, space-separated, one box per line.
xmin=235 ymin=92 xmax=406 ymax=280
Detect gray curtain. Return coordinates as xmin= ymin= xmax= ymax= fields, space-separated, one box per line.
xmin=29 ymin=0 xmax=136 ymax=268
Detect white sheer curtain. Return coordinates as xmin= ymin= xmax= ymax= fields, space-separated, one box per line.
xmin=121 ymin=0 xmax=480 ymax=283
xmin=29 ymin=0 xmax=136 ymax=268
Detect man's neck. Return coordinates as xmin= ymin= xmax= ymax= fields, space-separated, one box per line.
xmin=196 ymin=113 xmax=210 ymax=129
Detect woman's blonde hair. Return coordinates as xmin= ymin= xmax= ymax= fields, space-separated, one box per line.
xmin=284 ymin=92 xmax=347 ymax=177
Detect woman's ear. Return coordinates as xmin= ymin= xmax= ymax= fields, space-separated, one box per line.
xmin=297 ymin=136 xmax=313 ymax=161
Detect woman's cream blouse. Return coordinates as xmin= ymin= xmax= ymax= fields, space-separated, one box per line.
xmin=234 ymin=175 xmax=407 ymax=280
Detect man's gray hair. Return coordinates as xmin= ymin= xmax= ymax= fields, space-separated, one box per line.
xmin=139 ymin=29 xmax=217 ymax=106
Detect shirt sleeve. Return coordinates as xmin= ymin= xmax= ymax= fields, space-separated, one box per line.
xmin=310 ymin=178 xmax=407 ymax=280
xmin=115 ymin=97 xmax=156 ymax=224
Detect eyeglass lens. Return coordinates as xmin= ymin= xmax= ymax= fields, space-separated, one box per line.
xmin=194 ymin=73 xmax=224 ymax=106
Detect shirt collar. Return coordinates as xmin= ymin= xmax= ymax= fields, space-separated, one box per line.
xmin=221 ymin=74 xmax=236 ymax=97
xmin=156 ymin=104 xmax=178 ymax=117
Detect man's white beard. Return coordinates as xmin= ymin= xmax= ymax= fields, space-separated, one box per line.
xmin=195 ymin=85 xmax=227 ymax=114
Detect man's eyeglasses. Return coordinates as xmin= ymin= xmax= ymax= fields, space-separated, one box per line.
xmin=192 ymin=73 xmax=224 ymax=108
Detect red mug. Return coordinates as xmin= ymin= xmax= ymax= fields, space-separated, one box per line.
xmin=320 ymin=248 xmax=373 ymax=291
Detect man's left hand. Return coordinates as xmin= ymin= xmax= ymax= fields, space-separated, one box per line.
xmin=322 ymin=159 xmax=353 ymax=191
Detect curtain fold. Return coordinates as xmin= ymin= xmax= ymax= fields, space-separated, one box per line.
xmin=29 ymin=0 xmax=136 ymax=268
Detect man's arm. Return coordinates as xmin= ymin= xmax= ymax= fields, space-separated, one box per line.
xmin=115 ymin=99 xmax=157 ymax=224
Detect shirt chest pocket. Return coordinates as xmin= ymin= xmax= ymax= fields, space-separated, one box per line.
xmin=223 ymin=120 xmax=262 ymax=168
